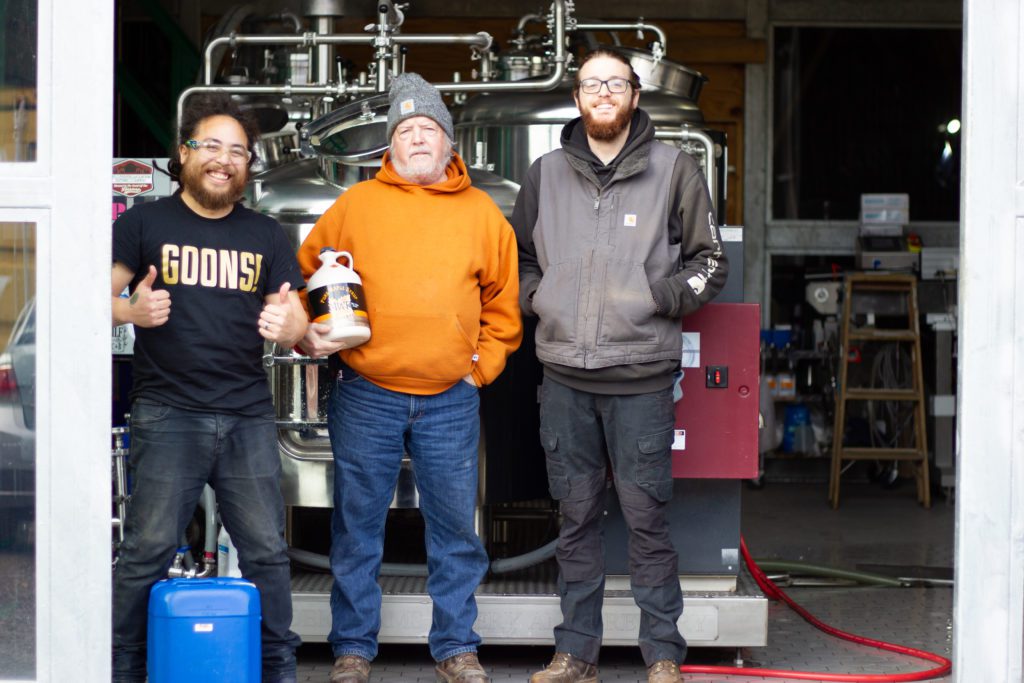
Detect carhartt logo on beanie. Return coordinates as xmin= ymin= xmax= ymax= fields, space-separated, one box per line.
xmin=386 ymin=73 xmax=454 ymax=141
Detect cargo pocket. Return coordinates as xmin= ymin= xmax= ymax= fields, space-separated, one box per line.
xmin=540 ymin=428 xmax=570 ymax=500
xmin=635 ymin=429 xmax=675 ymax=502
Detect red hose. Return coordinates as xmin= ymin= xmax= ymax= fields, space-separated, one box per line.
xmin=679 ymin=537 xmax=952 ymax=681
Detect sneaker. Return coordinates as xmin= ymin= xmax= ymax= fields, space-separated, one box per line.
xmin=529 ymin=652 xmax=598 ymax=683
xmin=647 ymin=659 xmax=681 ymax=683
xmin=330 ymin=654 xmax=371 ymax=683
xmin=435 ymin=652 xmax=490 ymax=683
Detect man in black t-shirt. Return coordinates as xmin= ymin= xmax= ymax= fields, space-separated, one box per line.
xmin=111 ymin=93 xmax=306 ymax=683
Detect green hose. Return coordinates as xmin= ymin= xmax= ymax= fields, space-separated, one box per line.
xmin=754 ymin=559 xmax=906 ymax=587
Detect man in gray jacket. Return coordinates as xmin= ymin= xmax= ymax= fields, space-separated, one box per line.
xmin=510 ymin=49 xmax=728 ymax=683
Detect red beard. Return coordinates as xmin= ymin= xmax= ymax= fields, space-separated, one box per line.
xmin=581 ymin=102 xmax=635 ymax=141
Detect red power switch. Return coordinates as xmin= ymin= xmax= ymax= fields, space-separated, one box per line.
xmin=705 ymin=365 xmax=728 ymax=388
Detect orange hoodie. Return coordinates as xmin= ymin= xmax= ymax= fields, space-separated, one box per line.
xmin=297 ymin=152 xmax=522 ymax=395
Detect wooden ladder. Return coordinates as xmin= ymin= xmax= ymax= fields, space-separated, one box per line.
xmin=829 ymin=273 xmax=930 ymax=508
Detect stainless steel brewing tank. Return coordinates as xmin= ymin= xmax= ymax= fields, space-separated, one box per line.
xmin=249 ymin=155 xmax=521 ymax=509
xmin=453 ymin=84 xmax=705 ymax=185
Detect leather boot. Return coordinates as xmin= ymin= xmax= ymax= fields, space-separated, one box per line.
xmin=435 ymin=652 xmax=490 ymax=683
xmin=647 ymin=659 xmax=681 ymax=683
xmin=529 ymin=652 xmax=598 ymax=683
xmin=329 ymin=654 xmax=370 ymax=683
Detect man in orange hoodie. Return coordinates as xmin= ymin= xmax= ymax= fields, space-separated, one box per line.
xmin=296 ymin=73 xmax=522 ymax=683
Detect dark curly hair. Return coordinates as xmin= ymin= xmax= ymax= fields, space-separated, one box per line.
xmin=573 ymin=48 xmax=642 ymax=93
xmin=167 ymin=92 xmax=261 ymax=181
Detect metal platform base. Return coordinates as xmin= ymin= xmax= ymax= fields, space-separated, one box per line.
xmin=291 ymin=571 xmax=768 ymax=648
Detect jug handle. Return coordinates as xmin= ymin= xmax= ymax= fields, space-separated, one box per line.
xmin=336 ymin=251 xmax=354 ymax=268
xmin=318 ymin=249 xmax=355 ymax=269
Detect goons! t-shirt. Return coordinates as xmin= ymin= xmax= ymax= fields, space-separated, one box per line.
xmin=113 ymin=193 xmax=305 ymax=416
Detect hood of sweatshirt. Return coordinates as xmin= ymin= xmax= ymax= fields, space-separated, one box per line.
xmin=376 ymin=150 xmax=472 ymax=194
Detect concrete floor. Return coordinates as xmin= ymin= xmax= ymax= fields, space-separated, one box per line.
xmin=0 ymin=474 xmax=953 ymax=681
xmin=294 ymin=478 xmax=955 ymax=682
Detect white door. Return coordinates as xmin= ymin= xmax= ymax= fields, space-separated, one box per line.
xmin=956 ymin=0 xmax=1024 ymax=680
xmin=0 ymin=1 xmax=114 ymax=681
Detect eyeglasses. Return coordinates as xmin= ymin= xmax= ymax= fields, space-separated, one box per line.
xmin=578 ymin=78 xmax=633 ymax=95
xmin=186 ymin=138 xmax=252 ymax=164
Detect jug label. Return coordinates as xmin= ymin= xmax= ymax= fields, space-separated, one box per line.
xmin=309 ymin=282 xmax=369 ymax=327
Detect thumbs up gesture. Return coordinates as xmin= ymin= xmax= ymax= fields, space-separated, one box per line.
xmin=128 ymin=265 xmax=171 ymax=327
xmin=260 ymin=282 xmax=306 ymax=345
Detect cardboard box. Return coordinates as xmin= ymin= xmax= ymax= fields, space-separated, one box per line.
xmin=860 ymin=193 xmax=909 ymax=224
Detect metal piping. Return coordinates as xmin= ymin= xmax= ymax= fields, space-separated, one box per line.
xmin=394 ymin=33 xmax=492 ymax=47
xmin=374 ymin=3 xmax=390 ymax=92
xmin=277 ymin=11 xmax=303 ymax=34
xmin=177 ymin=83 xmax=377 ymax=129
xmin=432 ymin=0 xmax=567 ymax=94
xmin=655 ymin=126 xmax=717 ymax=215
xmin=166 ymin=485 xmax=219 ymax=579
xmin=315 ymin=17 xmax=335 ymax=85
xmin=197 ymin=485 xmax=218 ymax=558
xmin=574 ymin=20 xmax=668 ymax=56
xmin=202 ymin=33 xmax=494 ymax=85
xmin=183 ymin=0 xmax=567 ymax=127
xmin=516 ymin=13 xmax=545 ymax=33
xmin=203 ymin=34 xmax=377 ymax=84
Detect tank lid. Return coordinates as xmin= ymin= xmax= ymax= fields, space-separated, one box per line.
xmin=301 ymin=94 xmax=390 ymax=162
xmin=611 ymin=46 xmax=708 ymax=101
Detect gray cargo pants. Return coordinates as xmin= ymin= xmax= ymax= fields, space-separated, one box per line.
xmin=538 ymin=378 xmax=686 ymax=666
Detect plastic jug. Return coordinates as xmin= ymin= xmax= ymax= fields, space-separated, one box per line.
xmin=307 ymin=248 xmax=371 ymax=348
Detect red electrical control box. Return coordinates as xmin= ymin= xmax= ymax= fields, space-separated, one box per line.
xmin=672 ymin=303 xmax=760 ymax=479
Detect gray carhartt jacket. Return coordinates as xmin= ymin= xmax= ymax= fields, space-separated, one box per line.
xmin=511 ymin=110 xmax=728 ymax=393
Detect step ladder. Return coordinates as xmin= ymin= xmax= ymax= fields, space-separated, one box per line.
xmin=829 ymin=273 xmax=930 ymax=508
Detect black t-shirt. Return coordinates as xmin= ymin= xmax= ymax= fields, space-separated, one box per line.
xmin=113 ymin=193 xmax=305 ymax=416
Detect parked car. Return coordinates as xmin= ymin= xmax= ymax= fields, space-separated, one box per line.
xmin=0 ymin=299 xmax=35 ymax=534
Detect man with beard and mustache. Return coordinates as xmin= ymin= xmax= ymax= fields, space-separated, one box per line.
xmin=110 ymin=92 xmax=305 ymax=683
xmin=511 ymin=50 xmax=728 ymax=683
xmin=295 ymin=73 xmax=521 ymax=683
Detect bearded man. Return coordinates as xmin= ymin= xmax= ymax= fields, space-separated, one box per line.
xmin=510 ymin=49 xmax=728 ymax=683
xmin=111 ymin=92 xmax=306 ymax=683
xmin=296 ymin=72 xmax=522 ymax=683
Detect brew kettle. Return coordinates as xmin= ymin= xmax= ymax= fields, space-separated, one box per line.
xmin=307 ymin=248 xmax=371 ymax=348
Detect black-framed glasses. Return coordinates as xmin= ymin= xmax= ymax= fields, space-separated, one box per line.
xmin=578 ymin=78 xmax=633 ymax=94
xmin=186 ymin=138 xmax=252 ymax=164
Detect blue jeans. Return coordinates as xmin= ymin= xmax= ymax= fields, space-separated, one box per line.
xmin=112 ymin=399 xmax=301 ymax=683
xmin=327 ymin=374 xmax=488 ymax=662
xmin=539 ymin=378 xmax=686 ymax=667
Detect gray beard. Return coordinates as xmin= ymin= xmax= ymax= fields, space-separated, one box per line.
xmin=391 ymin=150 xmax=452 ymax=186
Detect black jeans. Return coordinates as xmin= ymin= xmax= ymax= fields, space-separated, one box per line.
xmin=539 ymin=378 xmax=686 ymax=666
xmin=112 ymin=399 xmax=301 ymax=682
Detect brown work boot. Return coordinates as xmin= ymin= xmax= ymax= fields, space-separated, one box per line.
xmin=329 ymin=654 xmax=370 ymax=683
xmin=647 ymin=659 xmax=681 ymax=683
xmin=529 ymin=652 xmax=598 ymax=683
xmin=435 ymin=652 xmax=490 ymax=683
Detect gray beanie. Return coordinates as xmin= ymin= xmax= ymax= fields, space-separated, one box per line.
xmin=386 ymin=73 xmax=454 ymax=142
